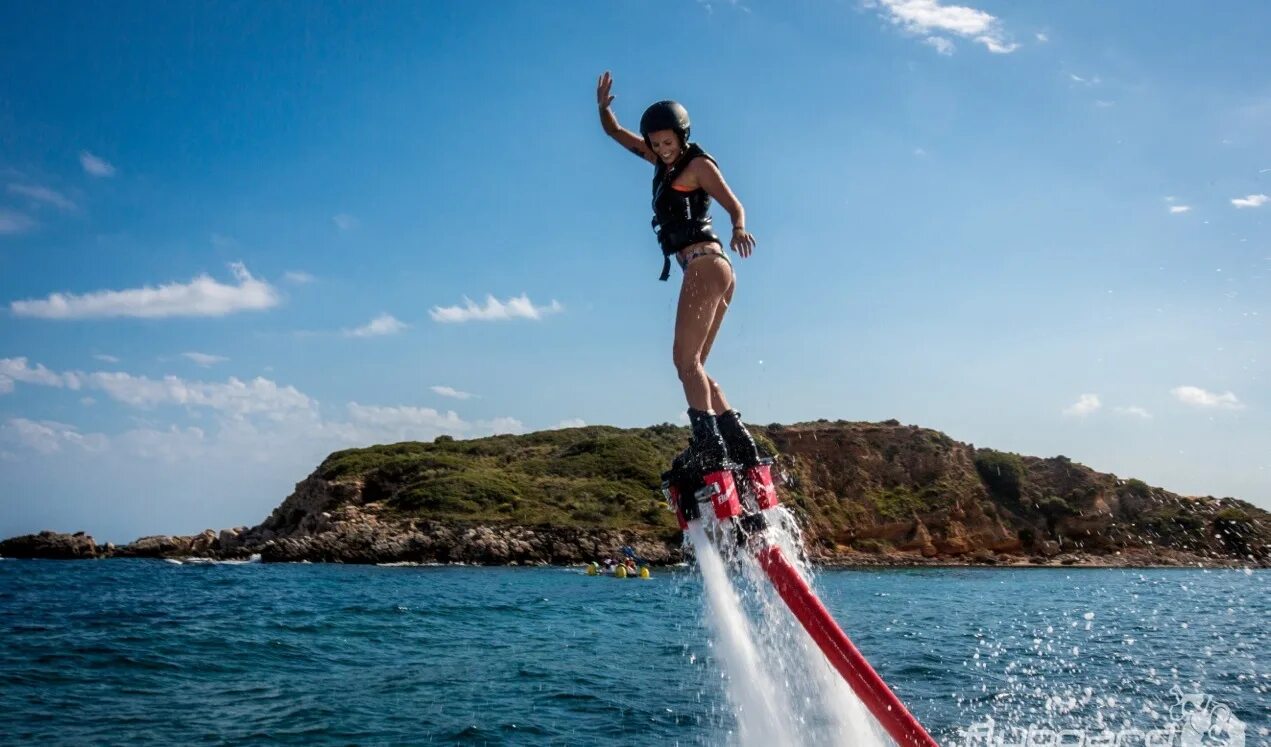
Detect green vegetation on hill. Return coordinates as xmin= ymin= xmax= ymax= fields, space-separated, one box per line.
xmin=320 ymin=425 xmax=689 ymax=539
xmin=301 ymin=420 xmax=1269 ymax=563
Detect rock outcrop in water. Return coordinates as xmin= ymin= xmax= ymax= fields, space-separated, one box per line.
xmin=3 ymin=421 xmax=1268 ymax=566
xmin=0 ymin=530 xmax=99 ymax=560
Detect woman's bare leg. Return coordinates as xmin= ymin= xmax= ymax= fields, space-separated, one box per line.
xmin=699 ymin=279 xmax=736 ymax=413
xmin=673 ymin=256 xmax=733 ymax=411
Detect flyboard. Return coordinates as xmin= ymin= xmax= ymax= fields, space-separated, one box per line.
xmin=662 ymin=457 xmax=939 ymax=747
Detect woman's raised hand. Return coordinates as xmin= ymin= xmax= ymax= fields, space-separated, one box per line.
xmin=731 ymin=227 xmax=756 ymax=258
xmin=597 ymin=71 xmax=615 ymax=110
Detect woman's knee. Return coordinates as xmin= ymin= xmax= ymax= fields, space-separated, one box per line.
xmin=673 ymin=343 xmax=702 ymax=375
xmin=674 ymin=354 xmax=704 ymax=381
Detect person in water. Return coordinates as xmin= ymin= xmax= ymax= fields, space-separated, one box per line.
xmin=596 ymin=71 xmax=765 ymax=474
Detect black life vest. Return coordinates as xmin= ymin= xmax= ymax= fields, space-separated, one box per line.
xmin=651 ymin=143 xmax=721 ymax=281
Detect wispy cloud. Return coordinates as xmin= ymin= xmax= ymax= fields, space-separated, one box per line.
xmin=1171 ymin=386 xmax=1243 ymax=410
xmin=431 ymin=385 xmax=476 ymax=400
xmin=79 ymin=151 xmax=116 ymax=178
xmin=553 ymin=418 xmax=587 ymax=429
xmin=1231 ymin=193 xmax=1268 ymax=208
xmin=873 ymin=0 xmax=1018 ymax=54
xmin=1034 ymin=32 xmax=1048 ymax=43
xmin=282 ymin=270 xmax=315 ymax=285
xmin=347 ymin=402 xmax=467 ymax=432
xmin=1062 ymin=393 xmax=1101 ymax=417
xmin=0 ymin=359 xmax=527 ymax=469
xmin=91 ymin=371 xmax=313 ymax=415
xmin=1068 ymin=73 xmax=1101 ymax=86
xmin=1113 ymin=405 xmax=1152 ymax=419
xmin=332 ymin=213 xmax=358 ymax=231
xmin=922 ymin=36 xmax=956 ymax=55
xmin=182 ymin=352 xmax=229 ymax=367
xmin=7 ymin=184 xmax=77 ymax=211
xmin=9 ymin=262 xmax=280 ymax=320
xmin=0 ymin=208 xmax=36 ymax=235
xmin=93 ymin=354 xmax=121 ymax=364
xmin=1 ymin=418 xmax=108 ymax=455
xmin=346 ymin=313 xmax=408 ymax=337
xmin=430 ymin=294 xmax=563 ymax=323
xmin=0 ymin=357 xmax=71 ymax=392
xmin=1169 ymin=205 xmax=1192 ymax=214
xmin=695 ymin=0 xmax=751 ymax=14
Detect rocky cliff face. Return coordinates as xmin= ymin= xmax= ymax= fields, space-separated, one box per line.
xmin=3 ymin=420 xmax=1267 ymax=566
xmin=765 ymin=420 xmax=1269 ymax=566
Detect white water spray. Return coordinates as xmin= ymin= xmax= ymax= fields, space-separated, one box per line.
xmin=687 ymin=506 xmax=890 ymax=746
xmin=687 ymin=521 xmax=797 ymax=746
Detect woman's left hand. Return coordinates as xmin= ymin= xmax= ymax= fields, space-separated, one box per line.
xmin=730 ymin=227 xmax=756 ymax=258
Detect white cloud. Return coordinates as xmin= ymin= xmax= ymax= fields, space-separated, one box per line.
xmin=483 ymin=416 xmax=526 ymax=435
xmin=347 ymin=402 xmax=468 ymax=436
xmin=875 ymin=0 xmax=1017 ymax=54
xmin=343 ymin=404 xmax=524 ymax=442
xmin=79 ymin=151 xmax=116 ymax=177
xmin=553 ymin=418 xmax=587 ymax=429
xmin=0 ymin=208 xmax=35 ymax=235
xmin=431 ymin=385 xmax=476 ymax=400
xmin=282 ymin=270 xmax=315 ymax=285
xmin=86 ymin=372 xmax=314 ymax=416
xmin=1094 ymin=100 xmax=1116 ymax=108
xmin=116 ymin=425 xmax=207 ymax=462
xmin=182 ymin=352 xmax=229 ymax=367
xmin=10 ymin=262 xmax=280 ymax=319
xmin=2 ymin=418 xmax=108 ymax=455
xmin=1063 ymin=393 xmax=1101 ymax=417
xmin=0 ymin=357 xmax=72 ymax=391
xmin=1113 ymin=406 xmax=1152 ymax=419
xmin=347 ymin=313 xmax=408 ymax=337
xmin=0 ymin=358 xmax=314 ymax=420
xmin=922 ymin=36 xmax=955 ymax=55
xmin=332 ymin=213 xmax=358 ymax=231
xmin=1171 ymin=386 xmax=1243 ymax=410
xmin=1169 ymin=205 xmax=1192 ymax=214
xmin=7 ymin=184 xmax=77 ymax=211
xmin=93 ymin=354 xmax=121 ymax=364
xmin=1035 ymin=32 xmax=1048 ymax=43
xmin=430 ymin=294 xmax=564 ymax=323
xmin=1069 ymin=73 xmax=1101 ymax=86
xmin=1231 ymin=194 xmax=1268 ymax=209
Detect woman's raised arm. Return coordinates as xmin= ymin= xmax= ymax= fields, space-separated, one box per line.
xmin=597 ymin=71 xmax=657 ymax=164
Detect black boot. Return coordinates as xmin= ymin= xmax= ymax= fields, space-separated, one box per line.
xmin=687 ymin=408 xmax=731 ymax=474
xmin=717 ymin=409 xmax=763 ymax=468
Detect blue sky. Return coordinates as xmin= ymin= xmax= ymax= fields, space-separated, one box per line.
xmin=1 ymin=1 xmax=1267 ymax=543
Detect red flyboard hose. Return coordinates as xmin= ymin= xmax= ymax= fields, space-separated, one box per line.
xmin=757 ymin=544 xmax=939 ymax=747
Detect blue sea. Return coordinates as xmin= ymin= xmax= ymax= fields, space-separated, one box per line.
xmin=1 ymin=559 xmax=1266 ymax=746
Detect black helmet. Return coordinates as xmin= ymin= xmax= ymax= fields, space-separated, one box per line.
xmin=640 ymin=100 xmax=691 ymax=148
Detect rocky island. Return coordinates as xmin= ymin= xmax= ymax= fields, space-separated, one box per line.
xmin=3 ymin=420 xmax=1268 ymax=567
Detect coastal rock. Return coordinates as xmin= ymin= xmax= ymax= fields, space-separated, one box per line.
xmin=7 ymin=420 xmax=1269 ymax=568
xmin=0 ymin=530 xmax=98 ymax=559
xmin=114 ymin=534 xmax=194 ymax=558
